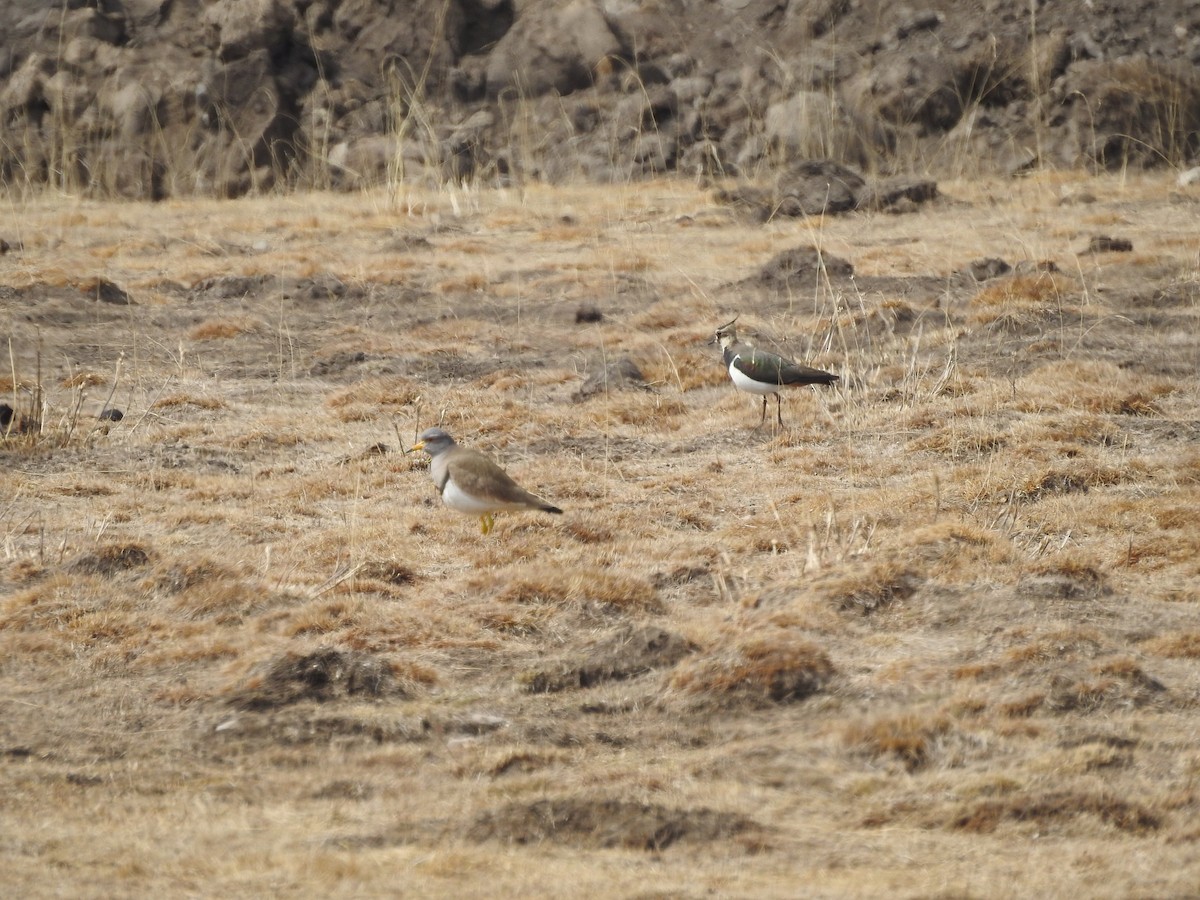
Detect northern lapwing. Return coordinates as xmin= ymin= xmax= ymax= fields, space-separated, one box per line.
xmin=712 ymin=317 xmax=838 ymax=427
xmin=407 ymin=427 xmax=562 ymax=534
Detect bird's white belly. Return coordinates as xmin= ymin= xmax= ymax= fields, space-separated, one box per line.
xmin=729 ymin=361 xmax=779 ymax=394
xmin=442 ymin=478 xmax=501 ymax=514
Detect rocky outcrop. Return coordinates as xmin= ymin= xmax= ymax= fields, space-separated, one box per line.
xmin=1 ymin=0 xmax=1198 ymax=198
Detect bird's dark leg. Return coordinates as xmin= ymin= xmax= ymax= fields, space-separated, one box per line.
xmin=776 ymin=392 xmax=785 ymax=427
xmin=759 ymin=395 xmax=768 ymax=428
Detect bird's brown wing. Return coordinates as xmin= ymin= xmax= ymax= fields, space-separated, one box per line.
xmin=449 ymin=449 xmax=556 ymax=511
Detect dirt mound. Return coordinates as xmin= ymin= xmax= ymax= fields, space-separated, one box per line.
xmin=69 ymin=543 xmax=153 ymax=576
xmin=948 ymin=790 xmax=1162 ymax=835
xmin=227 ymin=648 xmax=400 ymax=710
xmin=670 ymin=631 xmax=836 ymax=706
xmin=748 ymin=245 xmax=855 ymax=290
xmin=573 ymin=356 xmax=652 ymax=401
xmin=3 ymin=0 xmax=1199 ymax=197
xmin=956 ymin=628 xmax=1171 ymax=718
xmin=524 ymin=623 xmax=696 ymax=693
xmin=466 ymin=797 xmax=763 ymax=850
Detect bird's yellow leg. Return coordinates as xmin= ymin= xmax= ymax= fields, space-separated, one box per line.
xmin=480 ymin=513 xmax=495 ymax=535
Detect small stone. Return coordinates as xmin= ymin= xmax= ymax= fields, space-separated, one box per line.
xmin=1081 ymin=236 xmax=1133 ymax=254
xmin=575 ymin=304 xmax=604 ymax=324
xmin=91 ymin=279 xmax=132 ymax=305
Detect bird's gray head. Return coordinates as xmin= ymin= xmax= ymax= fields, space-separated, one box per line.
xmin=408 ymin=427 xmax=457 ymax=457
xmin=712 ymin=316 xmax=739 ymax=350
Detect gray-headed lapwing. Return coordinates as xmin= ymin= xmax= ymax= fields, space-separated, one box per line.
xmin=407 ymin=427 xmax=562 ymax=534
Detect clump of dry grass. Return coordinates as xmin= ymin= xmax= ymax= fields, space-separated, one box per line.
xmin=169 ymin=575 xmax=274 ymax=623
xmin=224 ymin=647 xmax=422 ymax=710
xmin=479 ymin=565 xmax=661 ymax=613
xmin=326 ymin=376 xmax=422 ymax=422
xmin=1014 ymin=461 xmax=1128 ymax=501
xmin=152 ymin=392 xmax=226 ymax=411
xmin=1022 ymin=359 xmax=1176 ymax=416
xmin=970 ymin=273 xmax=1076 ymax=308
xmin=907 ymin=422 xmax=1007 ymax=459
xmin=69 ymin=543 xmax=154 ymax=576
xmin=1017 ymin=411 xmax=1122 ymax=447
xmin=189 ymin=316 xmax=265 ymax=340
xmin=810 ymin=558 xmax=921 ymax=614
xmin=947 ymin=789 xmax=1161 ymax=834
xmin=0 ymin=572 xmax=146 ymax=657
xmin=60 ymin=371 xmax=107 ymax=389
xmin=1139 ymin=632 xmax=1200 ymax=659
xmin=465 ymin=796 xmax=762 ymax=851
xmin=285 ymin=597 xmax=375 ymax=637
xmin=968 ymin=272 xmax=1079 ymax=329
xmin=343 ymin=561 xmax=419 ymax=596
xmin=843 ymin=711 xmax=952 ymax=771
xmin=963 ymin=624 xmax=1167 ymax=717
xmin=1021 ymin=552 xmax=1110 ymax=590
xmin=669 ymin=628 xmax=835 ymax=704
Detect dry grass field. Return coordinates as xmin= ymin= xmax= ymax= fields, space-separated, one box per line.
xmin=2 ymin=172 xmax=1199 ymax=897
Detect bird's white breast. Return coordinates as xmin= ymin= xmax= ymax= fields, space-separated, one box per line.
xmin=441 ymin=476 xmax=501 ymax=514
xmin=729 ymin=357 xmax=779 ymax=394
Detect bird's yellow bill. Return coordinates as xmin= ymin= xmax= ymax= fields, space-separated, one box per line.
xmin=406 ymin=441 xmax=426 ymax=453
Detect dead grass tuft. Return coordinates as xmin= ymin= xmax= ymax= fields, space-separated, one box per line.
xmin=347 ymin=561 xmax=419 ymax=596
xmin=670 ymin=629 xmax=835 ymax=704
xmin=998 ymin=693 xmax=1047 ymax=718
xmin=563 ymin=520 xmax=615 ymax=544
xmin=1117 ymin=532 xmax=1200 ymax=571
xmin=170 ymin=577 xmax=270 ymax=623
xmin=285 ymin=597 xmax=370 ymax=637
xmin=1139 ymin=632 xmax=1200 ymax=659
xmin=1023 ymin=553 xmax=1110 ymax=587
xmin=812 ymin=559 xmax=922 ymax=614
xmin=970 ymin=273 xmax=1075 ymax=308
xmin=69 ymin=543 xmax=153 ymax=577
xmin=947 ymin=790 xmax=1161 ymax=835
xmin=1085 ymin=389 xmax=1170 ymax=418
xmin=189 ymin=316 xmax=263 ymax=340
xmin=968 ymin=273 xmax=1079 ymax=329
xmin=466 ymin=797 xmax=762 ymax=850
xmin=483 ymin=749 xmax=569 ymax=778
xmin=484 ymin=567 xmax=660 ymax=612
xmin=1014 ymin=461 xmax=1129 ymax=501
xmin=326 ymin=377 xmax=421 ymax=421
xmin=908 ymin=423 xmax=1007 ymax=459
xmin=1024 ymin=360 xmax=1176 ymax=416
xmin=152 ymin=393 xmax=226 ymax=411
xmin=900 ymin=522 xmax=1015 ymax=575
xmin=523 ymin=623 xmax=696 ymax=693
xmin=843 ymin=711 xmax=952 ymax=771
xmin=1150 ymin=503 xmax=1197 ymax=531
xmin=59 ymin=372 xmax=107 ymax=388
xmin=1045 ymin=666 xmax=1165 ymax=714
xmin=606 ymin=394 xmax=688 ymax=426
xmin=226 ymin=647 xmax=406 ymax=710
